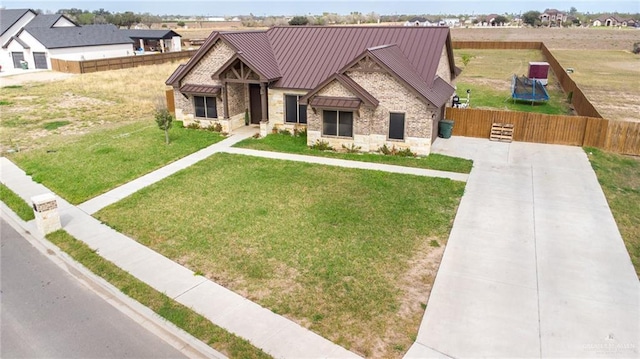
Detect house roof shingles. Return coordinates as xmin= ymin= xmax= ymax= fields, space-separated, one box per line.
xmin=24 ymin=14 xmax=76 ymax=29
xmin=120 ymin=29 xmax=181 ymax=40
xmin=0 ymin=8 xmax=34 ymax=36
xmin=25 ymin=24 xmax=134 ymax=49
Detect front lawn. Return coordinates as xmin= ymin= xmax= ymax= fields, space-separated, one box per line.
xmin=0 ymin=183 xmax=35 ymax=221
xmin=9 ymin=122 xmax=223 ymax=204
xmin=586 ymin=147 xmax=640 ymax=277
xmin=234 ymin=132 xmax=473 ymax=174
xmin=96 ymin=153 xmax=466 ymax=357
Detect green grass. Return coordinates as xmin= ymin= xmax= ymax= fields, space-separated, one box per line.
xmin=43 ymin=120 xmax=71 ymax=130
xmin=234 ymin=133 xmax=473 ymax=174
xmin=0 ymin=183 xmax=35 ymax=221
xmin=454 ymin=49 xmax=571 ymax=115
xmin=0 ymin=100 xmax=12 ymax=106
xmin=46 ymin=230 xmax=271 ymax=359
xmin=9 ymin=122 xmax=224 ymax=204
xmin=585 ymin=147 xmax=640 ymax=277
xmin=96 ymin=153 xmax=465 ymax=357
xmin=2 ymin=85 xmax=22 ymax=89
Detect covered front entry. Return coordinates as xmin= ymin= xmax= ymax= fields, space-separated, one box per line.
xmin=249 ymin=84 xmax=266 ymax=124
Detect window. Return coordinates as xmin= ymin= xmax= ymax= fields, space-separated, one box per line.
xmin=322 ymin=110 xmax=353 ymax=137
xmin=285 ymin=95 xmax=307 ymax=124
xmin=194 ymin=96 xmax=217 ymax=118
xmin=389 ymin=113 xmax=405 ymax=140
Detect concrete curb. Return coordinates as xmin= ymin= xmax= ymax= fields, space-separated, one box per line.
xmin=0 ymin=203 xmax=226 ymax=359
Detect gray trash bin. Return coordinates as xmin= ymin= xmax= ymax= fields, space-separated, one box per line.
xmin=439 ymin=119 xmax=454 ymax=138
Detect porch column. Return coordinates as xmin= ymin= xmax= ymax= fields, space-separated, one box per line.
xmin=260 ymin=82 xmax=268 ymax=121
xmin=222 ymin=82 xmax=229 ymax=119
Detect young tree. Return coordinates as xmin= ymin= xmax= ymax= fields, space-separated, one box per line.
xmin=155 ymin=108 xmax=173 ymax=144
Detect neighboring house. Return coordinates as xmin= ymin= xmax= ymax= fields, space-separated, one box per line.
xmin=540 ymin=9 xmax=567 ymax=26
xmin=0 ymin=8 xmax=37 ymax=70
xmin=1 ymin=9 xmax=134 ymax=70
xmin=166 ymin=26 xmax=459 ymax=156
xmin=593 ymin=15 xmax=635 ymax=27
xmin=120 ymin=29 xmax=182 ymax=52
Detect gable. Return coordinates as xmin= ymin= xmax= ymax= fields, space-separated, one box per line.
xmin=181 ymin=39 xmax=236 ymax=86
xmin=0 ymin=9 xmax=36 ymax=37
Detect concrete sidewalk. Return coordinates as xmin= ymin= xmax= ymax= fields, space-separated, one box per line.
xmin=1 ymin=157 xmax=360 ymax=359
xmin=223 ymin=147 xmax=469 ymax=182
xmin=406 ymin=137 xmax=640 ymax=358
xmin=78 ymin=127 xmax=259 ymax=214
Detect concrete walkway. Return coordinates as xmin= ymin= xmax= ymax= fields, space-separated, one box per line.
xmin=406 ymin=137 xmax=640 ymax=358
xmin=0 ymin=157 xmax=360 ymax=359
xmin=79 ymin=126 xmax=259 ymax=214
xmin=223 ymin=147 xmax=469 ymax=182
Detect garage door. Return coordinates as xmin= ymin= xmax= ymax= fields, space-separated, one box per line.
xmin=11 ymin=52 xmax=24 ymax=68
xmin=33 ymin=52 xmax=47 ymax=69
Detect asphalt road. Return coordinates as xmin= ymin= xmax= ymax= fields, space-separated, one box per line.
xmin=0 ymin=218 xmax=187 ymax=359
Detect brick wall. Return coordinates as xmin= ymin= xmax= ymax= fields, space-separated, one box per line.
xmin=181 ymin=40 xmax=235 ymax=86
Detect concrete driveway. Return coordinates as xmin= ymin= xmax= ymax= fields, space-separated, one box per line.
xmin=407 ymin=137 xmax=639 ymax=358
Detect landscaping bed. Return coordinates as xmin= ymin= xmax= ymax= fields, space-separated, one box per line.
xmin=9 ymin=122 xmax=223 ymax=204
xmin=95 ymin=153 xmax=466 ymax=357
xmin=234 ymin=132 xmax=473 ymax=174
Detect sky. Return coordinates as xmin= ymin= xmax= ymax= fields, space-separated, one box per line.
xmin=2 ymin=0 xmax=638 ymax=16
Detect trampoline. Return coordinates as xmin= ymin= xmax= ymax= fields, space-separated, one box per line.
xmin=511 ymin=74 xmax=549 ymax=103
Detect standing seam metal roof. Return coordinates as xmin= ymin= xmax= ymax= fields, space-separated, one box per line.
xmin=167 ymin=26 xmax=455 ymax=104
xmin=368 ymin=44 xmax=454 ymax=107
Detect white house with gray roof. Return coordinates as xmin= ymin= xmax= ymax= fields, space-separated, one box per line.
xmin=1 ymin=9 xmax=134 ymax=71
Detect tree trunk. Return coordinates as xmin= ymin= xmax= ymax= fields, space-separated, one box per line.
xmin=164 ymin=128 xmax=169 ymax=144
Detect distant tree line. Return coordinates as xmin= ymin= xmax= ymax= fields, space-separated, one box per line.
xmin=49 ymin=7 xmax=639 ymax=29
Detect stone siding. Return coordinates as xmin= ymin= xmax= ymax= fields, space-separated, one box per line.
xmin=181 ymin=40 xmax=235 ymax=86
xmin=436 ymin=46 xmax=452 ymax=84
xmin=267 ymin=88 xmax=309 ymax=132
xmin=227 ymin=82 xmax=245 ymax=116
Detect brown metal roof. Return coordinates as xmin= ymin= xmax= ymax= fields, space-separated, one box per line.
xmin=179 ymin=84 xmax=221 ymax=95
xmin=367 ymin=44 xmax=454 ymax=107
xmin=309 ymin=96 xmax=361 ymax=109
xmin=268 ymin=26 xmax=451 ymax=89
xmin=222 ymin=31 xmax=281 ymax=81
xmin=166 ymin=64 xmax=186 ymax=85
xmin=168 ymin=26 xmax=455 ymax=92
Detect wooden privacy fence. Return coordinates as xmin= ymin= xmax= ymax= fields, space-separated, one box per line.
xmin=51 ymin=50 xmax=197 ymax=74
xmin=445 ymin=107 xmax=640 ymax=156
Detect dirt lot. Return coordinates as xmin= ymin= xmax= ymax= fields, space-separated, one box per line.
xmin=451 ymin=27 xmax=639 ymax=50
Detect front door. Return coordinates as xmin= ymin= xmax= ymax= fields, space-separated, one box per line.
xmin=11 ymin=52 xmax=24 ymax=68
xmin=249 ymin=84 xmax=262 ymax=124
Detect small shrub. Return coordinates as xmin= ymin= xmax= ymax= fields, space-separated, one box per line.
xmin=278 ymin=128 xmax=292 ymax=136
xmin=154 ymin=108 xmax=174 ymax=144
xmin=207 ymin=123 xmax=222 ymax=132
xmin=310 ymin=140 xmax=333 ymax=151
xmin=378 ymin=144 xmax=393 ymax=155
xmin=252 ymin=133 xmax=261 ymax=139
xmin=186 ymin=122 xmax=200 ymax=130
xmin=177 ymin=21 xmax=186 ymax=27
xmin=294 ymin=126 xmax=307 ymax=137
xmin=0 ymin=100 xmax=12 ymax=106
xmin=633 ymin=42 xmax=640 ymax=55
xmin=396 ymin=148 xmax=417 ymax=157
xmin=429 ymin=240 xmax=440 ymax=247
xmin=341 ymin=143 xmax=362 ymax=153
xmin=461 ymin=53 xmax=475 ymax=67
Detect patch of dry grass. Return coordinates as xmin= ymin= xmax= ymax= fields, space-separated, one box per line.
xmin=551 ymin=50 xmax=640 ymax=122
xmin=0 ymin=62 xmax=179 ymax=152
